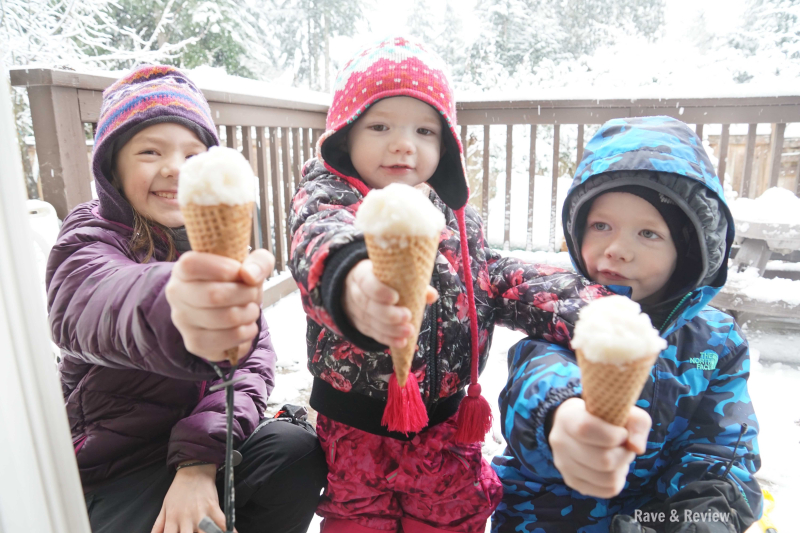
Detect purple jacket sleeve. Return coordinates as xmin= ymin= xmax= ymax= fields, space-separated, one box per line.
xmin=167 ymin=316 xmax=277 ymax=467
xmin=48 ymin=203 xmax=222 ymax=379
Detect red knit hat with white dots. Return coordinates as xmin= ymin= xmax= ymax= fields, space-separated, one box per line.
xmin=318 ymin=36 xmax=468 ymax=210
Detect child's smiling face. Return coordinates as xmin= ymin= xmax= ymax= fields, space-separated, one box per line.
xmin=581 ymin=192 xmax=678 ymax=303
xmin=115 ymin=122 xmax=207 ymax=228
xmin=347 ymin=96 xmax=443 ymax=189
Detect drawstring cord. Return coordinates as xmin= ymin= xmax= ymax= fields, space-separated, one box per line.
xmin=721 ymin=423 xmax=748 ymax=479
xmin=199 ymin=362 xmax=245 ymax=533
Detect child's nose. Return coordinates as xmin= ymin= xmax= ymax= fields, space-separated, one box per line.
xmin=161 ymin=154 xmax=184 ymax=178
xmin=605 ymin=237 xmax=634 ymax=262
xmin=389 ymin=132 xmax=415 ymax=154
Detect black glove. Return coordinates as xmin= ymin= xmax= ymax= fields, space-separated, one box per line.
xmin=663 ymin=478 xmax=756 ymax=533
xmin=611 ymin=515 xmax=657 ymax=533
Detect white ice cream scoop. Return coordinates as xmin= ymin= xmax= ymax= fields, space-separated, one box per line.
xmin=178 ymin=146 xmax=255 ymax=206
xmin=571 ymin=295 xmax=667 ymax=365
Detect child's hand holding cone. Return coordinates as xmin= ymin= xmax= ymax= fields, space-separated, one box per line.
xmin=548 ymin=295 xmax=662 ymax=498
xmin=354 ymin=183 xmax=445 ymax=433
xmin=571 ymin=295 xmax=666 ymax=427
xmin=177 ymin=146 xmax=258 ymax=364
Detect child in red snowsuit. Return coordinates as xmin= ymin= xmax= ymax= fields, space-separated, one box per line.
xmin=288 ymin=36 xmax=611 ymax=533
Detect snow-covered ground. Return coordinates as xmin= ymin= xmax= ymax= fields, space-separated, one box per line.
xmin=264 ymin=283 xmax=800 ymax=532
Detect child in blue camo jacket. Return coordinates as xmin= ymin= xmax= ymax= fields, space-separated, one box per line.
xmin=492 ymin=116 xmax=762 ymax=533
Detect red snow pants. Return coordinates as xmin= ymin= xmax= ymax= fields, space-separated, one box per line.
xmin=315 ymin=413 xmax=502 ymax=533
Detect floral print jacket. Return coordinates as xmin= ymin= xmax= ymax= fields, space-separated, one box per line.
xmin=289 ymin=159 xmax=609 ymax=408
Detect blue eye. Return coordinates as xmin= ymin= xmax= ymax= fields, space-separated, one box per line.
xmin=640 ymin=229 xmax=659 ymax=239
xmin=592 ymin=222 xmax=609 ymax=231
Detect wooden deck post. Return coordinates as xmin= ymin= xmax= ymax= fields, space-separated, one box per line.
xmin=482 ymin=125 xmax=490 ymax=232
xmin=550 ymin=124 xmax=560 ymax=252
xmin=576 ymin=124 xmax=585 ymax=168
xmin=292 ymin=128 xmax=301 ymax=189
xmin=717 ymin=124 xmax=730 ymax=185
xmin=226 ymin=126 xmax=237 ymax=149
xmin=504 ymin=125 xmax=512 ymax=250
xmin=256 ymin=127 xmax=273 ymax=255
xmin=527 ymin=125 xmax=537 ymax=251
xmin=742 ymin=124 xmax=758 ymax=198
xmin=301 ymin=128 xmax=309 ymax=166
xmin=268 ymin=127 xmax=285 ymax=271
xmin=280 ymin=128 xmax=293 ymax=262
xmin=27 ymin=85 xmax=92 ymax=219
xmin=768 ymin=123 xmax=786 ymax=189
xmin=240 ymin=126 xmax=260 ymax=250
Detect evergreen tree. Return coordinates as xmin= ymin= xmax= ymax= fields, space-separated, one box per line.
xmin=555 ymin=0 xmax=664 ymax=58
xmin=406 ymin=0 xmax=466 ymax=82
xmin=406 ymin=0 xmax=438 ymax=44
xmin=262 ymin=0 xmax=365 ymax=91
xmin=86 ymin=0 xmax=262 ymax=77
xmin=466 ymin=0 xmax=665 ymax=82
xmin=733 ymin=0 xmax=800 ymax=58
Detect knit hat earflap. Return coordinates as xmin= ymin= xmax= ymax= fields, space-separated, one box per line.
xmin=92 ymin=65 xmax=219 ymax=226
xmin=318 ymin=36 xmax=468 ymax=210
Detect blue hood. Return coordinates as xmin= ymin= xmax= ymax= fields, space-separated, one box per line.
xmin=562 ymin=116 xmax=735 ymax=321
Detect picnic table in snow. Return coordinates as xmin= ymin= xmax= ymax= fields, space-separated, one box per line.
xmin=712 ymin=187 xmax=800 ymax=318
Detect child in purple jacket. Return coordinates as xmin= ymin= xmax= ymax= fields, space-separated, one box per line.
xmin=46 ymin=65 xmax=326 ymax=533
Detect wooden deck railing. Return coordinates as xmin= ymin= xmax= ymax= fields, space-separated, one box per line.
xmin=11 ymin=68 xmax=800 ymax=282
xmin=456 ymin=96 xmax=800 ymax=251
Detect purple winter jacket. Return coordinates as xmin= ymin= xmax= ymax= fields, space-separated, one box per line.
xmin=47 ymin=200 xmax=276 ymax=491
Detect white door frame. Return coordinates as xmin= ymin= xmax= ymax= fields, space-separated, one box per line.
xmin=0 ymin=72 xmax=90 ymax=533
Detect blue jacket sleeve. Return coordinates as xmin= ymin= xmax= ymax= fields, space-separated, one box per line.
xmin=499 ymin=338 xmax=583 ymax=482
xmin=656 ymin=323 xmax=762 ymax=519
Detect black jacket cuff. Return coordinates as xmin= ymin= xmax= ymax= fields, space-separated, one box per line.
xmin=541 ymin=385 xmax=581 ymax=442
xmin=320 ymin=240 xmax=386 ymax=352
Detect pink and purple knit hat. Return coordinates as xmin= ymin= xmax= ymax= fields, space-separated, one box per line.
xmin=93 ymin=65 xmax=219 ymax=225
xmin=319 ymin=36 xmax=468 ymax=210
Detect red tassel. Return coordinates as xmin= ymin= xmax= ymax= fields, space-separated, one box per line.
xmin=453 ymin=384 xmax=493 ymax=444
xmin=382 ymin=373 xmax=428 ymax=434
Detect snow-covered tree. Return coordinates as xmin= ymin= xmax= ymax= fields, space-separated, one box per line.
xmin=466 ymin=0 xmax=563 ymax=81
xmin=406 ymin=0 xmax=466 ymax=82
xmin=739 ymin=0 xmax=800 ymax=54
xmin=0 ymin=0 xmax=198 ymax=197
xmin=555 ymin=0 xmax=665 ymax=59
xmin=261 ymin=0 xmax=366 ymax=91
xmin=465 ymin=0 xmax=664 ymax=86
xmin=91 ymin=0 xmax=264 ymax=77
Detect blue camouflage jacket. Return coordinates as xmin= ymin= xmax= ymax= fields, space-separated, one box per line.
xmin=492 ymin=117 xmax=762 ymax=532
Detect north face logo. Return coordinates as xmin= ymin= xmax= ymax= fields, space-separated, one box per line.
xmin=689 ymin=350 xmax=719 ymax=370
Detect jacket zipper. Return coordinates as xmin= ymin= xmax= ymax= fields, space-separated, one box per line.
xmin=426 ymin=271 xmax=441 ymax=407
xmin=73 ymin=435 xmax=87 ymax=454
xmin=658 ymin=292 xmax=693 ymax=335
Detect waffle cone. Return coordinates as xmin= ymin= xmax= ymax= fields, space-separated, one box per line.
xmin=182 ymin=202 xmax=254 ymax=362
xmin=576 ymin=349 xmax=656 ymax=427
xmin=364 ymin=234 xmax=439 ymax=387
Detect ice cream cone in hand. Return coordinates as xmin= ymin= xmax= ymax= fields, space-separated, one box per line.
xmin=571 ymin=296 xmax=666 ymax=427
xmin=179 ymin=146 xmax=255 ymax=364
xmin=355 ymin=183 xmax=445 ymax=433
